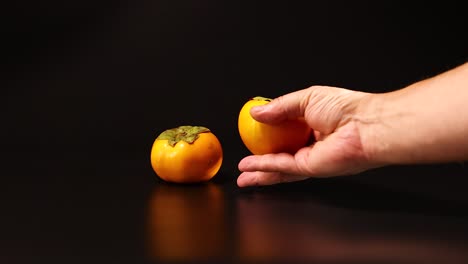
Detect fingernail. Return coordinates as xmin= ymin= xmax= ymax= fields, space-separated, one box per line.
xmin=251 ymin=105 xmax=267 ymax=114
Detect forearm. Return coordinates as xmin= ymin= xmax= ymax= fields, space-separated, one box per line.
xmin=361 ymin=62 xmax=468 ymax=165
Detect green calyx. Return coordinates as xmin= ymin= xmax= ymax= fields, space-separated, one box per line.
xmin=157 ymin=126 xmax=210 ymax=147
xmin=252 ymin=96 xmax=272 ymax=102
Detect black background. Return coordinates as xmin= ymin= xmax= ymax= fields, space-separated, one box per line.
xmin=2 ymin=1 xmax=468 ymax=263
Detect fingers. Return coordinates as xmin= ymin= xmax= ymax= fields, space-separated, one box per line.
xmin=250 ymin=88 xmax=313 ymax=124
xmin=237 ymin=171 xmax=310 ymax=187
xmin=237 ymin=127 xmax=369 ymax=187
xmin=250 ymin=85 xmax=363 ymax=135
xmin=238 ymin=153 xmax=302 ymax=175
xmin=237 ymin=151 xmax=313 ymax=187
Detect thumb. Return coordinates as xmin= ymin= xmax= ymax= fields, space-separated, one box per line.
xmin=250 ymin=88 xmax=312 ymax=124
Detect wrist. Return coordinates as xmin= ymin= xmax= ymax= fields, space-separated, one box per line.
xmin=355 ymin=92 xmax=393 ymax=167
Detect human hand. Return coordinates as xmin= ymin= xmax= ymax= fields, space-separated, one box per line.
xmin=237 ymin=86 xmax=378 ymax=187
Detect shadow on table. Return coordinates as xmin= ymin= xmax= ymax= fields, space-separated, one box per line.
xmin=145 ymin=166 xmax=468 ymax=264
xmin=234 ymin=166 xmax=468 ymax=263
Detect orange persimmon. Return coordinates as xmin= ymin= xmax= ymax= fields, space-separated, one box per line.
xmin=238 ymin=96 xmax=312 ymax=155
xmin=150 ymin=126 xmax=223 ymax=183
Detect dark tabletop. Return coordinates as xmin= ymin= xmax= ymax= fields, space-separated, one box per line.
xmin=3 ymin=149 xmax=468 ymax=264
xmin=3 ymin=1 xmax=468 ymax=263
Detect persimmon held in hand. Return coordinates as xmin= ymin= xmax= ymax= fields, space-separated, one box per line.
xmin=238 ymin=96 xmax=312 ymax=155
xmin=150 ymin=126 xmax=223 ymax=183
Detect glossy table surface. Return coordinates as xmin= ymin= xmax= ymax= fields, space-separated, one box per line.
xmin=4 ymin=151 xmax=468 ymax=264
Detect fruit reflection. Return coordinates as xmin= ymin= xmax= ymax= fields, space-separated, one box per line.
xmin=146 ymin=182 xmax=227 ymax=261
xmin=237 ymin=192 xmax=468 ymax=263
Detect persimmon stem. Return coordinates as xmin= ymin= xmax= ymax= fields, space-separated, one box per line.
xmin=252 ymin=96 xmax=272 ymax=102
xmin=157 ymin=126 xmax=210 ymax=147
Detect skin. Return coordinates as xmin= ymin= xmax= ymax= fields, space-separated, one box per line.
xmin=151 ymin=132 xmax=223 ymax=183
xmin=237 ymin=62 xmax=468 ymax=187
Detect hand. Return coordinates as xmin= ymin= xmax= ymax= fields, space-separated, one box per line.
xmin=237 ymin=63 xmax=468 ymax=187
xmin=237 ymin=86 xmax=378 ymax=187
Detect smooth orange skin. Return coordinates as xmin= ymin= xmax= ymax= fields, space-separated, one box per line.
xmin=238 ymin=98 xmax=313 ymax=155
xmin=150 ymin=132 xmax=223 ymax=183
